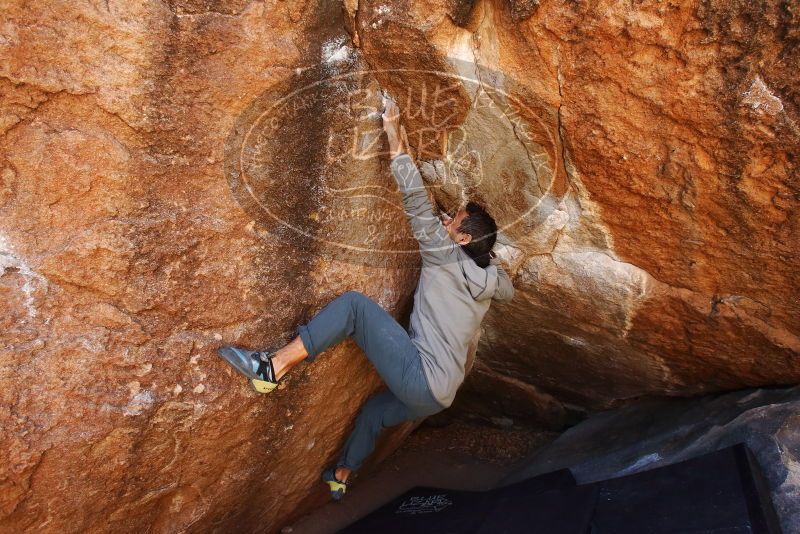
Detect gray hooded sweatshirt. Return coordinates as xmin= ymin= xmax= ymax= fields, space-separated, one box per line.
xmin=390 ymin=153 xmax=514 ymax=408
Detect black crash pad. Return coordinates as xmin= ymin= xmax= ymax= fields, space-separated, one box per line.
xmin=588 ymin=443 xmax=782 ymax=533
xmin=340 ymin=443 xmax=781 ymax=534
xmin=341 ymin=468 xmax=598 ymax=534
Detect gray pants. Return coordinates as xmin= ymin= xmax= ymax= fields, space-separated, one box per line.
xmin=297 ymin=291 xmax=444 ymax=472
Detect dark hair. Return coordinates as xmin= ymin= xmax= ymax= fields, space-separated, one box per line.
xmin=457 ymin=201 xmax=497 ymax=268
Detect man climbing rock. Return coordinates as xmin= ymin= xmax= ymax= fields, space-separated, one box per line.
xmin=217 ymin=94 xmax=514 ymax=500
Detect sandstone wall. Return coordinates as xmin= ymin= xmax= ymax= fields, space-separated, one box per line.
xmin=1 ymin=1 xmax=420 ymax=531
xmin=460 ymin=0 xmax=800 ymax=415
xmin=1 ymin=0 xmax=798 ymax=532
xmin=345 ymin=0 xmax=799 ymax=418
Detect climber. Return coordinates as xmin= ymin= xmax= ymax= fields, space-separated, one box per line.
xmin=217 ymin=93 xmax=514 ymax=501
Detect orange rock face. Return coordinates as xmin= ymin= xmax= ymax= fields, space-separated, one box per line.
xmin=447 ymin=0 xmax=800 ymax=413
xmin=1 ymin=0 xmax=797 ymax=532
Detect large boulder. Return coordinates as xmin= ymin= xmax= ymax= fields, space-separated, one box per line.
xmin=0 ymin=1 xmax=419 ymax=532
xmin=346 ymin=0 xmax=799 ymax=415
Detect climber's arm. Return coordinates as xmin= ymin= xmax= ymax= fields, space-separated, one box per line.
xmin=492 ymin=261 xmax=515 ymax=303
xmin=389 ymin=153 xmax=452 ymax=254
xmin=383 ymin=97 xmax=451 ymax=263
xmin=384 ymin=99 xmax=405 ymax=159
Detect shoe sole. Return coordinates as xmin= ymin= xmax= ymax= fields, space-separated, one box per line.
xmin=251 ymin=378 xmax=277 ymax=394
xmin=322 ymin=470 xmax=347 ymax=501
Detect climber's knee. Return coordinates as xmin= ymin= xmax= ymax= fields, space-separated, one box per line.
xmin=341 ymin=290 xmax=370 ymax=314
xmin=342 ymin=290 xmax=367 ymax=303
xmin=356 ymin=393 xmax=396 ymax=431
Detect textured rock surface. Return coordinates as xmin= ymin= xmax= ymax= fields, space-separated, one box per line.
xmin=349 ymin=0 xmax=800 ymax=416
xmin=504 ymin=385 xmax=800 ymax=533
xmin=0 ymin=1 xmax=420 ymax=532
xmin=462 ymin=0 xmax=800 ymax=413
xmin=1 ymin=0 xmax=798 ymax=532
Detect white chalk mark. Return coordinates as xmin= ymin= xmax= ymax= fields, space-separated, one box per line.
xmin=618 ymin=452 xmax=663 ymax=475
xmin=322 ymin=36 xmax=354 ymax=66
xmin=0 ymin=231 xmax=48 ymax=319
xmin=124 ymin=389 xmax=154 ymax=416
xmin=742 ymin=76 xmax=784 ymax=115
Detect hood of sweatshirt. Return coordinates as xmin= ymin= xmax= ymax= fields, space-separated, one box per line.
xmin=454 ymin=246 xmax=500 ymax=302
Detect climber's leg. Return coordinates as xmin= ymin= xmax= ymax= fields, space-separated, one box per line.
xmin=336 ymin=391 xmax=410 ymax=475
xmin=295 ymin=290 xmax=423 ymax=400
xmin=333 ymin=350 xmax=442 ymax=482
xmin=269 ymin=336 xmax=309 ymax=381
xmin=335 ymin=390 xmax=428 ymax=475
xmin=263 ymin=290 xmax=416 ymax=386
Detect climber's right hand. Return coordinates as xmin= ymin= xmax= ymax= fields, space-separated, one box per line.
xmin=381 ymin=94 xmax=401 ymax=134
xmin=381 ymin=93 xmax=404 ymax=158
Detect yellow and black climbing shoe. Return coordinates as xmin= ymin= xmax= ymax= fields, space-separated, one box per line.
xmin=322 ymin=469 xmax=347 ymax=501
xmin=217 ymin=346 xmax=279 ymax=394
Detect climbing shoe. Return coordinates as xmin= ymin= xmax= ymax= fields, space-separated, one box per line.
xmin=322 ymin=469 xmax=348 ymax=501
xmin=217 ymin=346 xmax=279 ymax=393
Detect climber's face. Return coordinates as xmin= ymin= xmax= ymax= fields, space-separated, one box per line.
xmin=442 ymin=208 xmax=472 ymax=245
